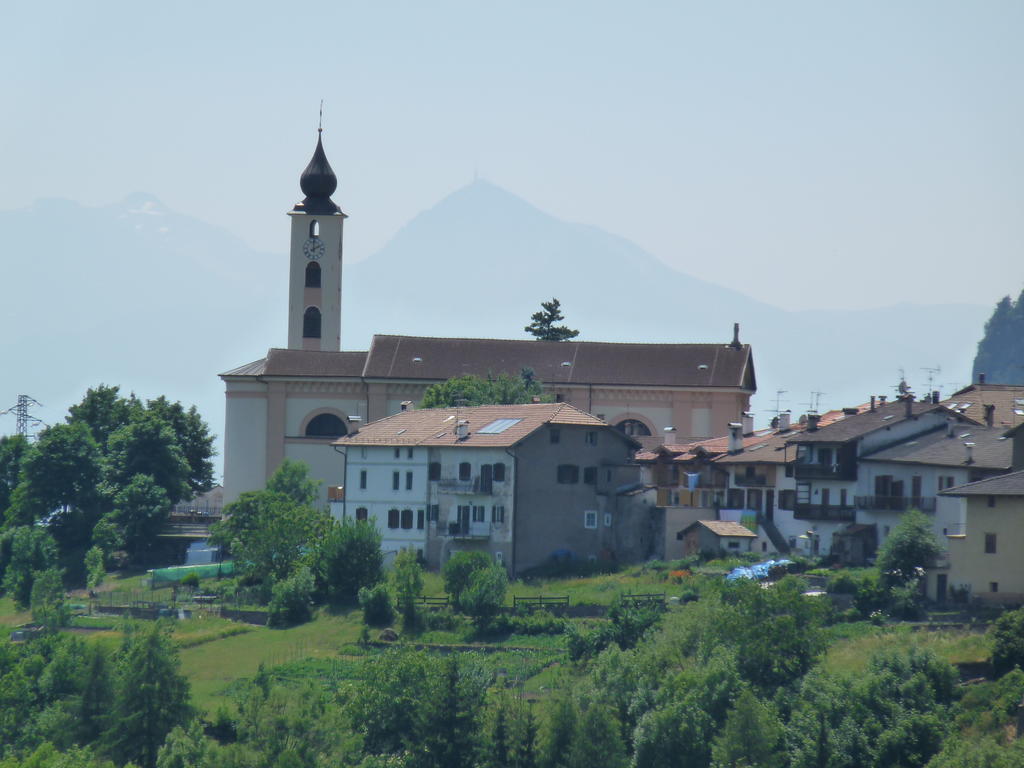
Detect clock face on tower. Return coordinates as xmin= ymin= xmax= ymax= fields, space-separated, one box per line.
xmin=303 ymin=237 xmax=325 ymax=260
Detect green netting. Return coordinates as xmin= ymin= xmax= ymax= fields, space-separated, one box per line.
xmin=149 ymin=561 xmax=235 ymax=585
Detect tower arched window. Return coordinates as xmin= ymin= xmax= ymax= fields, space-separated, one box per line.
xmin=304 ymin=413 xmax=347 ymax=438
xmin=305 ymin=262 xmax=321 ymax=288
xmin=616 ymin=419 xmax=651 ymax=437
xmin=309 ymin=219 xmax=319 ymax=237
xmin=303 ymin=307 xmax=321 ymax=338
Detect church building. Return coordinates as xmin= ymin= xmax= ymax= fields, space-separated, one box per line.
xmin=220 ymin=132 xmax=757 ymax=504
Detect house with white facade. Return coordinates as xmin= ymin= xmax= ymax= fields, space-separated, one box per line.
xmin=334 ymin=402 xmax=649 ymax=573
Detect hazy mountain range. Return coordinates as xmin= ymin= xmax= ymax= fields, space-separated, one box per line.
xmin=1 ymin=182 xmax=989 ymax=475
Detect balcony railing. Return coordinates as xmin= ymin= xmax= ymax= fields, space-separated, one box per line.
xmin=437 ymin=477 xmax=493 ymax=495
xmin=793 ymin=504 xmax=855 ymax=522
xmin=446 ymin=521 xmax=491 ymax=539
xmin=794 ymin=462 xmax=854 ymax=480
xmin=734 ymin=474 xmax=767 ymax=487
xmin=855 ymin=495 xmax=936 ymax=512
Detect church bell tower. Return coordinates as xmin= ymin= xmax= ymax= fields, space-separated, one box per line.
xmin=287 ymin=129 xmax=346 ymax=351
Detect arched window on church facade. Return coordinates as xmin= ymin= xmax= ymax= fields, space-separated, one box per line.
xmin=616 ymin=418 xmax=651 ymax=437
xmin=303 ymin=307 xmax=321 ymax=338
xmin=305 ymin=262 xmax=321 ymax=288
xmin=304 ymin=413 xmax=347 ymax=438
xmin=309 ymin=219 xmax=319 ymax=237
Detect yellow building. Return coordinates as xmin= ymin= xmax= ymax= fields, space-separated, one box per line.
xmin=934 ymin=470 xmax=1024 ymax=604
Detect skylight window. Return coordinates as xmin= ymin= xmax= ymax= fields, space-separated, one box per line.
xmin=882 ymin=415 xmax=895 ymax=420
xmin=477 ymin=418 xmax=524 ymax=434
xmin=396 ymin=429 xmax=406 ymax=435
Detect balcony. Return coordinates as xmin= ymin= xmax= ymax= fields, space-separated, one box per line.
xmin=437 ymin=477 xmax=493 ymax=495
xmin=793 ymin=504 xmax=855 ymax=522
xmin=734 ymin=474 xmax=767 ymax=487
xmin=794 ymin=462 xmax=854 ymax=480
xmin=855 ymin=495 xmax=936 ymax=513
xmin=446 ymin=521 xmax=491 ymax=539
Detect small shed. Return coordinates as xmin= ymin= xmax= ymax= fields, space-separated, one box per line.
xmin=678 ymin=520 xmax=757 ymax=556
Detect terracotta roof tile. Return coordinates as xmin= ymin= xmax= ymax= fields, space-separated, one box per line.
xmin=685 ymin=520 xmax=757 ymax=537
xmin=221 ymin=349 xmax=368 ymax=378
xmin=334 ymin=402 xmax=629 ymax=449
xmin=942 ymin=384 xmax=1024 ymax=431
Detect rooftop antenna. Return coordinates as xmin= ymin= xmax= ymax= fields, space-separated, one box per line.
xmin=0 ymin=395 xmax=46 ymax=439
xmin=921 ymin=365 xmax=941 ymax=397
xmin=318 ymin=100 xmax=323 ymax=132
xmin=774 ymin=390 xmax=787 ymax=416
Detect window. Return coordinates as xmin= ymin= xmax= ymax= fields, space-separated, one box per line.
xmin=355 ymin=507 xmax=368 ymax=522
xmin=302 ymin=306 xmax=321 ymax=338
xmin=407 ymin=448 xmax=414 ymax=459
xmin=304 ymin=261 xmax=321 ymax=288
xmin=818 ymin=448 xmax=833 ymax=467
xmin=394 ymin=448 xmax=400 ymax=459
xmin=459 ymin=462 xmax=471 ymax=481
xmin=988 ymin=496 xmax=996 ymax=508
xmin=746 ymin=489 xmax=762 ymax=511
xmin=727 ymin=541 xmax=740 ymax=550
xmin=616 ymin=419 xmax=651 ymax=437
xmin=429 ymin=462 xmax=441 ymax=481
xmin=557 ymin=464 xmax=580 ymax=484
xmin=584 ymin=511 xmax=598 ymax=529
xmin=727 ymin=489 xmax=744 ymax=508
xmin=387 ymin=509 xmax=399 ymax=529
xmin=585 ymin=431 xmax=597 ymax=446
xmin=309 ymin=219 xmax=319 ymax=237
xmin=604 ymin=512 xmax=612 ymax=527
xmin=550 ymin=428 xmax=561 ymax=444
xmin=583 ymin=467 xmax=597 ymax=485
xmin=785 ymin=465 xmax=794 ymax=478
xmin=491 ymin=505 xmax=505 ymax=523
xmin=493 ymin=463 xmax=506 ymax=482
xmin=495 ymin=551 xmax=503 ymax=564
xmin=359 ymin=470 xmax=367 ymax=490
xmin=985 ymin=533 xmax=997 ymax=554
xmin=428 ymin=504 xmax=439 ymax=522
xmin=821 ymin=488 xmax=831 ymax=507
xmin=606 ymin=469 xmax=612 ymax=482
xmin=305 ymin=413 xmax=346 ymax=438
xmin=406 ymin=471 xmax=413 ymax=490
xmin=393 ymin=472 xmax=400 ymax=491
xmin=778 ymin=490 xmax=795 ymax=510
xmin=401 ymin=509 xmax=413 ymax=529
xmin=991 ymin=582 xmax=999 ymax=593
xmin=417 ymin=509 xmax=425 ymax=529
xmin=839 ymin=489 xmax=847 ymax=507
xmin=472 ymin=505 xmax=486 ymax=522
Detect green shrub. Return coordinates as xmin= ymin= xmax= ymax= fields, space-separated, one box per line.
xmin=509 ymin=609 xmax=565 ymax=635
xmin=442 ymin=551 xmax=492 ymax=605
xmin=179 ymin=572 xmax=200 ymax=589
xmin=827 ymin=571 xmax=860 ymax=594
xmin=267 ymin=567 xmax=315 ymax=628
xmin=358 ymin=583 xmax=394 ymax=627
xmin=992 ymin=607 xmax=1024 ymax=676
xmin=459 ymin=564 xmax=508 ymax=630
xmin=421 ymin=609 xmax=461 ymax=632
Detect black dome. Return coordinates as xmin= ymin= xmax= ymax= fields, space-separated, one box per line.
xmin=294 ymin=131 xmax=343 ymax=215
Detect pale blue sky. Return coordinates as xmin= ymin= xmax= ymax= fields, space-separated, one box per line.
xmin=3 ymin=0 xmax=1022 ymax=310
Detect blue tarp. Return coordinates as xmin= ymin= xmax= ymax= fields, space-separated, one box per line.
xmin=724 ymin=559 xmax=794 ymax=582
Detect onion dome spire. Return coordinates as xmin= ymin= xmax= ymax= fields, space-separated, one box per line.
xmin=293 ymin=128 xmax=343 ymax=215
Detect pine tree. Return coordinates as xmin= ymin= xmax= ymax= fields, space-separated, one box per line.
xmin=524 ymin=299 xmax=580 ymax=342
xmin=973 ymin=288 xmax=1024 ymax=384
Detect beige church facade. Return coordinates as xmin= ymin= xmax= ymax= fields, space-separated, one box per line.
xmin=220 ymin=133 xmax=757 ymax=505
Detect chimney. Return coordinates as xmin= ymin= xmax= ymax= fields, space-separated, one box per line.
xmin=979 ymin=373 xmax=987 ymax=385
xmin=879 ymin=395 xmax=887 ymax=406
xmin=842 ymin=407 xmax=859 ymax=416
xmin=984 ymin=404 xmax=995 ymax=427
xmin=730 ymin=323 xmax=742 ymax=350
xmin=964 ymin=442 xmax=975 ymax=464
xmin=807 ymin=413 xmax=821 ymax=432
xmin=400 ymin=400 xmax=413 ymax=412
xmin=904 ymin=396 xmax=913 ymax=419
xmin=946 ymin=416 xmax=956 ymax=438
xmin=870 ymin=396 xmax=876 ymax=412
xmin=728 ymin=422 xmax=743 ymax=453
xmin=778 ymin=411 xmax=791 ymax=431
xmin=741 ymin=411 xmax=754 ymax=436
xmin=456 ymin=420 xmax=469 ymax=439
xmin=932 ymin=391 xmax=940 ymax=405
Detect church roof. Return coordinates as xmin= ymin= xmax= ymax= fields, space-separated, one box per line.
xmin=221 ymin=335 xmax=755 ymax=390
xmin=335 ymin=402 xmax=628 ymax=448
xmin=362 ymin=335 xmax=755 ymax=389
